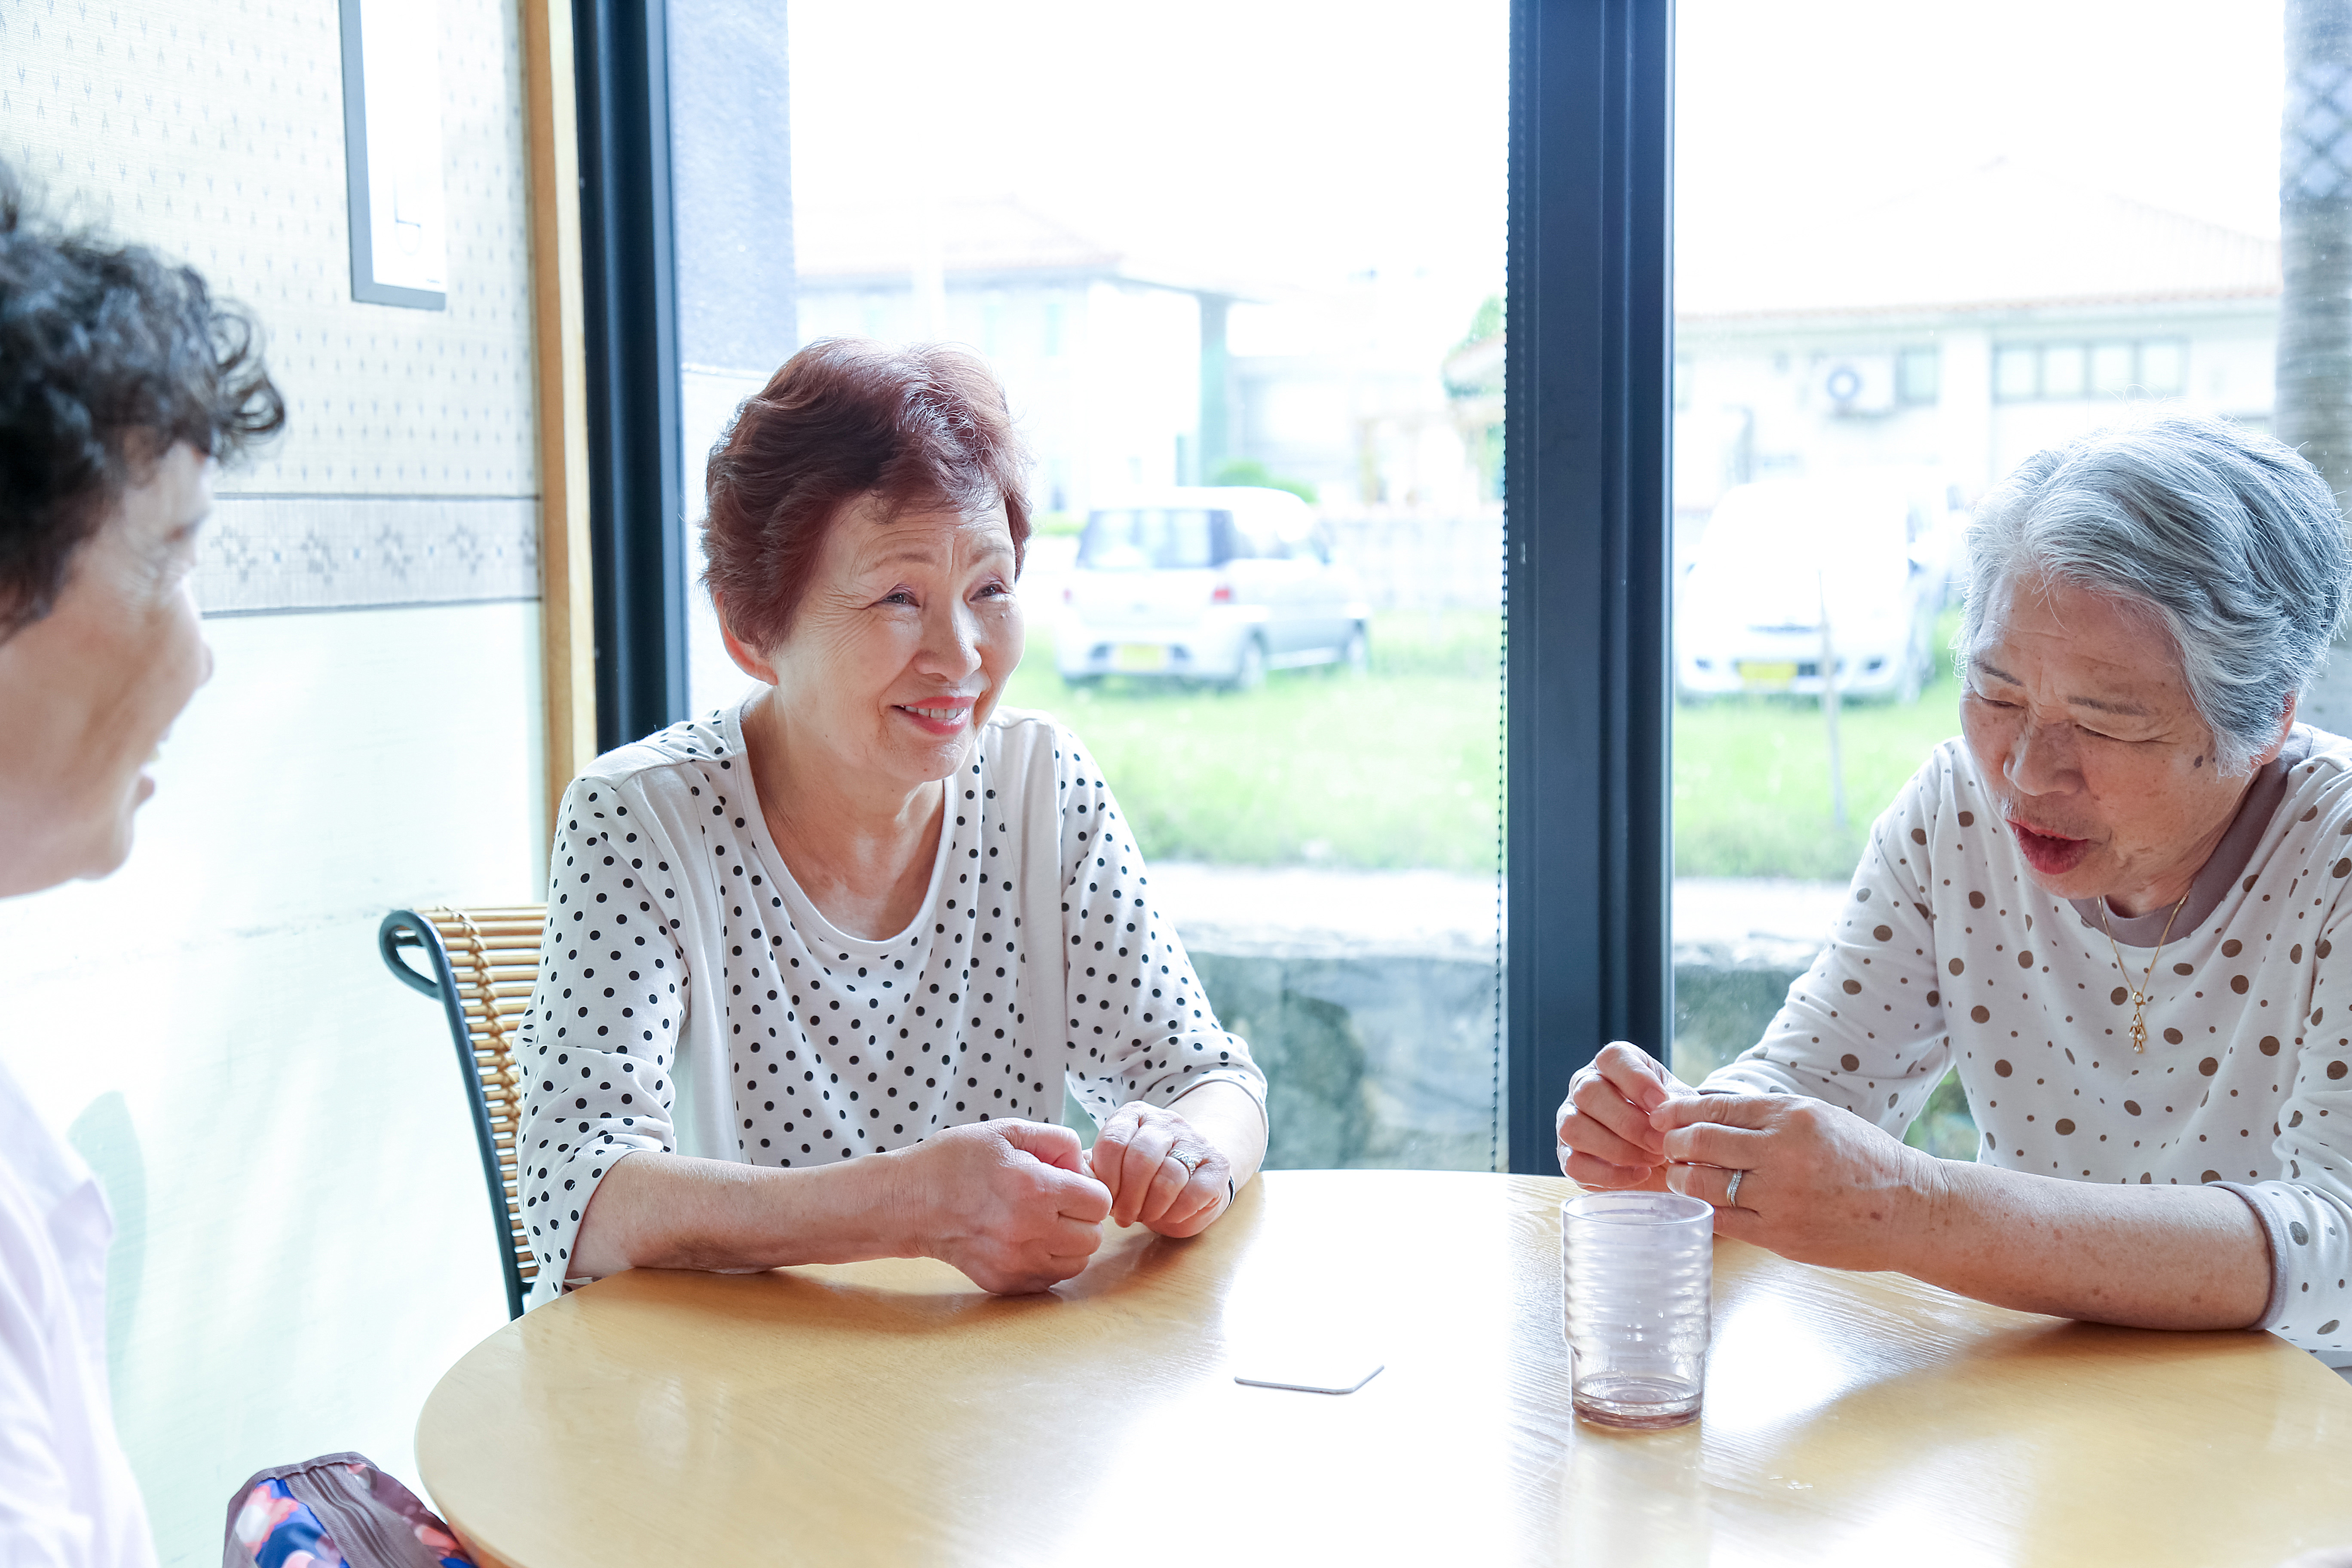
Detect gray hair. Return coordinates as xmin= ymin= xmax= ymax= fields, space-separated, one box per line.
xmin=1958 ymin=413 xmax=2352 ymax=775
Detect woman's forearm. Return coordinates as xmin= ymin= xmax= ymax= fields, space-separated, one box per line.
xmin=568 ymin=1148 xmax=909 ymax=1280
xmin=1896 ymin=1160 xmax=2272 ymax=1330
xmin=1168 ymin=1079 xmax=1269 ymax=1190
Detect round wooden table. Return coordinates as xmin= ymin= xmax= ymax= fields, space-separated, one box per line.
xmin=417 ymin=1170 xmax=2352 ymax=1565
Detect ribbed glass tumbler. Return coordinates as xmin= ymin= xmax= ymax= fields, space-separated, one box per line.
xmin=1560 ymin=1190 xmax=1714 ymax=1429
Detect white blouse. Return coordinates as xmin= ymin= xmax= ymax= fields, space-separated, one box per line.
xmin=0 ymin=1061 xmax=155 ymax=1566
xmin=1710 ymin=728 xmax=2352 ymax=1365
xmin=514 ymin=701 xmax=1265 ymax=1302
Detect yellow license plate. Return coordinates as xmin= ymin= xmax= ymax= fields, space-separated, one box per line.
xmin=1736 ymin=660 xmax=1799 ymax=687
xmin=1112 ymin=643 xmax=1170 ymax=672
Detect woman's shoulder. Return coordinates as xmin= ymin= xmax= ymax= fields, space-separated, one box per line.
xmin=564 ymin=706 xmax=746 ymax=813
xmin=1875 ymin=735 xmax=1986 ymax=829
xmin=2281 ymin=724 xmax=2352 ymax=802
xmin=979 ymin=705 xmax=1088 ymax=778
xmin=2258 ymin=724 xmax=2352 ymax=848
xmin=978 ymin=707 xmax=1121 ymax=821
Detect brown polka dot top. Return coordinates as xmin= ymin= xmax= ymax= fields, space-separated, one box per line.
xmin=513 ymin=701 xmax=1265 ymax=1304
xmin=1707 ymin=727 xmax=2352 ymax=1366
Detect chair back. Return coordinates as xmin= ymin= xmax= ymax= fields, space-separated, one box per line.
xmin=380 ymin=905 xmax=547 ymax=1319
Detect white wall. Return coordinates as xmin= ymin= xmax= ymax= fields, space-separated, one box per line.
xmin=0 ymin=0 xmax=547 ymax=1558
xmin=0 ymin=605 xmax=545 ymax=1556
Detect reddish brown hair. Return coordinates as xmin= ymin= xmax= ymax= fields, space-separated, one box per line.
xmin=701 ymin=337 xmax=1030 ymax=651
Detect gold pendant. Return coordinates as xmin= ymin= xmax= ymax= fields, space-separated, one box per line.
xmin=2129 ymin=1002 xmax=2147 ymax=1053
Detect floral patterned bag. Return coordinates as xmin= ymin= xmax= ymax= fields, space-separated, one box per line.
xmin=223 ymin=1453 xmax=475 ymax=1568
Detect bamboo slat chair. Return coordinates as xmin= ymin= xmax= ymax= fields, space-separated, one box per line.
xmin=379 ymin=905 xmax=547 ymax=1319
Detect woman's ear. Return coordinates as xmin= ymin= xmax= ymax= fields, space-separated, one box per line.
xmin=714 ymin=593 xmax=778 ymax=684
xmin=2254 ymin=691 xmax=2300 ymax=769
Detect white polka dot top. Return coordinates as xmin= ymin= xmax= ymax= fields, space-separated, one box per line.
xmin=1709 ymin=728 xmax=2352 ymax=1366
xmin=514 ymin=700 xmax=1265 ymax=1303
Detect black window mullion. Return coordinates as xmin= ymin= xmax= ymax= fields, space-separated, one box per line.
xmin=576 ymin=0 xmax=688 ymax=753
xmin=1505 ymin=0 xmax=1674 ymax=1172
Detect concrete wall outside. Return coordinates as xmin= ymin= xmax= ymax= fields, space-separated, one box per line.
xmin=1121 ymin=866 xmax=1508 ymax=1175
xmin=1193 ymin=949 xmax=1505 ymax=1173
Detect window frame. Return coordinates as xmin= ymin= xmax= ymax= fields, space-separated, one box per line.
xmin=576 ymin=0 xmax=689 ymax=751
xmin=1503 ymin=0 xmax=1675 ymax=1172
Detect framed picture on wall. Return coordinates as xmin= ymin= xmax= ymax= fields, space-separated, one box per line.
xmin=339 ymin=0 xmax=448 ymax=309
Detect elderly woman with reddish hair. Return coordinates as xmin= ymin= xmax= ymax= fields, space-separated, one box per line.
xmin=514 ymin=340 xmax=1267 ymax=1302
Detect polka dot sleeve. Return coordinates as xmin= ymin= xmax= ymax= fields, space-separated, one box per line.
xmin=1706 ymin=753 xmax=1954 ymax=1132
xmin=514 ymin=775 xmax=689 ymax=1286
xmin=2217 ymin=907 xmax=2352 ymax=1358
xmin=1052 ymin=733 xmax=1267 ymax=1127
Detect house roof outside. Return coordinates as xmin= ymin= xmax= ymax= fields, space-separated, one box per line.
xmin=792 ymin=195 xmax=1260 ymax=298
xmin=1675 ymin=159 xmax=2281 ymax=322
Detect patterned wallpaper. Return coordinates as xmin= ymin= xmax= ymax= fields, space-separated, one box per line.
xmin=196 ymin=496 xmax=537 ymax=614
xmin=0 ymin=0 xmax=542 ymax=609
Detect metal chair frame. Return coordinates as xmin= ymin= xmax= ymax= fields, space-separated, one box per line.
xmin=380 ymin=906 xmax=546 ymax=1319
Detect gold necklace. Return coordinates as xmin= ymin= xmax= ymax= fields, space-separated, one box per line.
xmin=2097 ymin=890 xmax=2193 ymax=1053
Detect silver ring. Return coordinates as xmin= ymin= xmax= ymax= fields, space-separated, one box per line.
xmin=1172 ymin=1150 xmax=1203 ymax=1175
xmin=1724 ymin=1169 xmax=1746 ymax=1208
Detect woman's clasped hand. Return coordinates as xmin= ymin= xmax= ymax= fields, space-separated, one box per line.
xmin=1558 ymin=1042 xmax=1945 ymax=1273
xmin=885 ymin=1121 xmax=1112 ymax=1294
xmin=1088 ymin=1100 xmax=1237 ymax=1237
xmin=875 ymin=1108 xmax=1232 ymax=1294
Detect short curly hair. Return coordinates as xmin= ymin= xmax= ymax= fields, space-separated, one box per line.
xmin=0 ymin=162 xmax=285 ymax=639
xmin=701 ymin=339 xmax=1030 ymax=652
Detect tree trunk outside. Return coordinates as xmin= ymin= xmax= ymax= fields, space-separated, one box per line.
xmin=2278 ymin=0 xmax=2352 ymax=731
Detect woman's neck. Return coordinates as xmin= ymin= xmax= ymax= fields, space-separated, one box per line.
xmin=741 ymin=690 xmax=946 ymax=941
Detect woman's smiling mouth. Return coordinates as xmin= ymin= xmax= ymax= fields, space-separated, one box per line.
xmin=895 ymin=698 xmax=974 ymax=735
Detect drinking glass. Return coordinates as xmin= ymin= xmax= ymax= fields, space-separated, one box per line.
xmin=1560 ymin=1189 xmax=1713 ymax=1428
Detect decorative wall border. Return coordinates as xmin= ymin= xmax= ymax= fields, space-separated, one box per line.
xmin=198 ymin=495 xmax=540 ymax=616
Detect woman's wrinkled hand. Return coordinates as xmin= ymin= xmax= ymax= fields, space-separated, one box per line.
xmin=888 ymin=1120 xmax=1112 ymax=1294
xmin=1090 ymin=1100 xmax=1231 ymax=1237
xmin=1651 ymin=1091 xmax=1941 ymax=1269
xmin=1555 ymin=1041 xmax=1691 ymax=1190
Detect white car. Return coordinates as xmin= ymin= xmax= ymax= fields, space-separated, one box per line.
xmin=1055 ymin=487 xmax=1370 ymax=688
xmin=1676 ymin=472 xmax=1956 ymax=703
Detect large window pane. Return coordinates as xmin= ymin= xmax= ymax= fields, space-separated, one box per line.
xmin=1673 ymin=0 xmax=2283 ymax=1164
xmin=671 ymin=0 xmax=1510 ymax=1170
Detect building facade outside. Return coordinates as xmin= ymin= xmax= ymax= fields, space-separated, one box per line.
xmin=1672 ymin=162 xmax=2282 ymax=542
xmin=793 ymin=198 xmax=1213 ymax=516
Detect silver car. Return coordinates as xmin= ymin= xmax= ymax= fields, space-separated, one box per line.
xmin=1054 ymin=487 xmax=1369 ymax=688
xmin=1675 ymin=472 xmax=1955 ymax=704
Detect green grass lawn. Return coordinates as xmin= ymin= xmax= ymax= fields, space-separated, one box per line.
xmin=1004 ymin=610 xmax=1501 ymax=872
xmin=1004 ymin=606 xmax=1965 ymax=881
xmin=1672 ymin=609 xmax=1967 ymax=879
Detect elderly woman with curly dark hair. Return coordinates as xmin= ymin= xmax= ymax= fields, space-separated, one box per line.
xmin=1561 ymin=413 xmax=2352 ymax=1373
xmin=0 ymin=165 xmax=282 ymax=1559
xmin=512 ymin=339 xmax=1268 ymax=1304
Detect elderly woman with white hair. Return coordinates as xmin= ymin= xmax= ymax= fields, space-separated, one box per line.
xmin=1559 ymin=413 xmax=2352 ymax=1368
